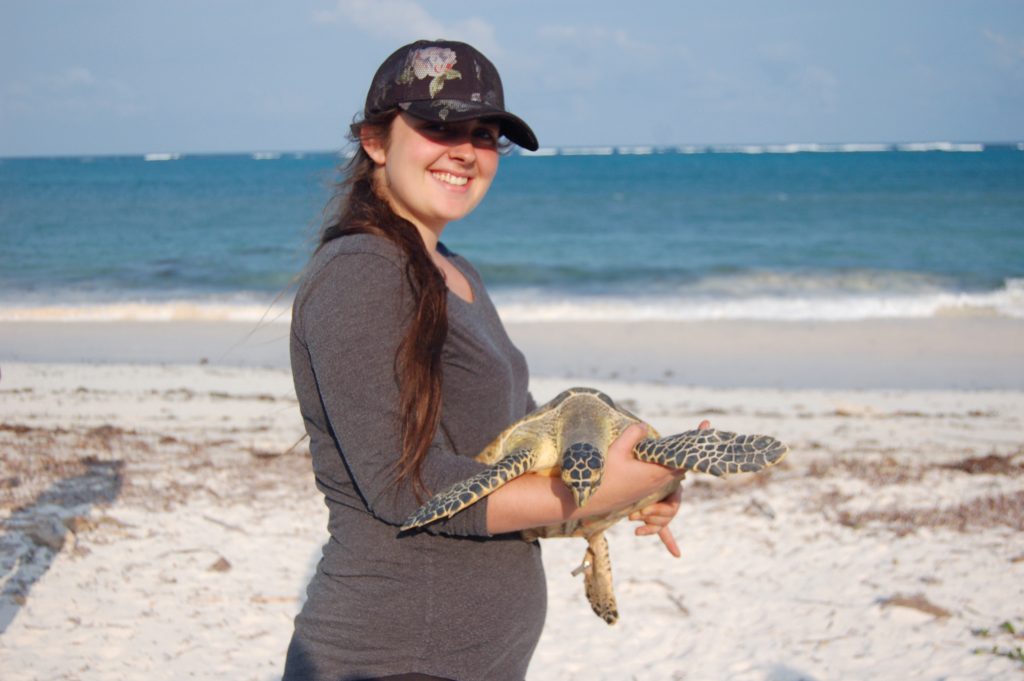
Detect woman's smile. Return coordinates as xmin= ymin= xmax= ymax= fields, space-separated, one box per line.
xmin=430 ymin=170 xmax=469 ymax=188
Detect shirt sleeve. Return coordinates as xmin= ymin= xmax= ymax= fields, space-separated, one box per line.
xmin=295 ymin=250 xmax=492 ymax=536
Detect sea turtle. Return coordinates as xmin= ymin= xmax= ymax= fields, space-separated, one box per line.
xmin=401 ymin=387 xmax=788 ymax=624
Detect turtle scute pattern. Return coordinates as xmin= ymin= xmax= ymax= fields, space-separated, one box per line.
xmin=400 ymin=386 xmax=789 ymax=624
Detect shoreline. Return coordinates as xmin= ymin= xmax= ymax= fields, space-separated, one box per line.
xmin=2 ymin=316 xmax=1022 ymax=389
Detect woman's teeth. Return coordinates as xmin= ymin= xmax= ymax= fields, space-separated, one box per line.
xmin=432 ymin=172 xmax=468 ymax=186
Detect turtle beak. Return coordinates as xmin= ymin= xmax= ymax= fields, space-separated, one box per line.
xmin=568 ymin=480 xmax=598 ymax=508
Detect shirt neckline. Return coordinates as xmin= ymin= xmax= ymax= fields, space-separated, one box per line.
xmin=438 ymin=242 xmax=476 ymax=306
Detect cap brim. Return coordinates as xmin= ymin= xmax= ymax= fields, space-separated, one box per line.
xmin=399 ymin=100 xmax=539 ymax=151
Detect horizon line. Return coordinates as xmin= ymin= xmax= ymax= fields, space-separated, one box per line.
xmin=3 ymin=140 xmax=1024 ymax=161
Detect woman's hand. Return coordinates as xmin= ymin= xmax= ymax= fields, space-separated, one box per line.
xmin=628 ymin=419 xmax=711 ymax=557
xmin=629 ymin=486 xmax=684 ymax=556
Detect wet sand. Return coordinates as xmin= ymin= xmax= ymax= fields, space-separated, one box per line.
xmin=2 ymin=315 xmax=1022 ymax=388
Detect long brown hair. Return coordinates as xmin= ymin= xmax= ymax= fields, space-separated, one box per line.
xmin=318 ymin=110 xmax=447 ymax=499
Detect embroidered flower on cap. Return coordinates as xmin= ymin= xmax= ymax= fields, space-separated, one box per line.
xmin=398 ymin=47 xmax=463 ymax=99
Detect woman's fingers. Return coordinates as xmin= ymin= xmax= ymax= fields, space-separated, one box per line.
xmin=657 ymin=525 xmax=681 ymax=557
xmin=612 ymin=422 xmax=650 ymax=453
xmin=630 ymin=486 xmax=682 ymax=556
xmin=631 ymin=486 xmax=682 ymax=520
xmin=633 ymin=523 xmax=681 ymax=557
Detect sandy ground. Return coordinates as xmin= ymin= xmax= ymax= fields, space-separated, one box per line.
xmin=1 ymin=318 xmax=1023 ymax=680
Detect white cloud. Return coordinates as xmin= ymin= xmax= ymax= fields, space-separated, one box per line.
xmin=313 ymin=0 xmax=498 ymax=55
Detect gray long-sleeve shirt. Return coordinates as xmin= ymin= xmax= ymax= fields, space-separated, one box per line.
xmin=284 ymin=234 xmax=545 ymax=681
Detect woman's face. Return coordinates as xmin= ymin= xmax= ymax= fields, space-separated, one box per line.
xmin=364 ymin=112 xmax=501 ymax=236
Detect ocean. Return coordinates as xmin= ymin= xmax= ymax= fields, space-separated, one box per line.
xmin=1 ymin=143 xmax=1022 ymax=323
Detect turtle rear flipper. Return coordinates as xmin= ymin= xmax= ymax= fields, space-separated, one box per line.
xmin=634 ymin=429 xmax=788 ymax=476
xmin=576 ymin=532 xmax=618 ymax=625
xmin=400 ymin=448 xmax=537 ymax=531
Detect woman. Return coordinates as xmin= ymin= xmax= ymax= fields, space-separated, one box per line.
xmin=284 ymin=40 xmax=690 ymax=681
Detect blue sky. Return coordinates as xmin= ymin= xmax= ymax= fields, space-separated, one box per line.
xmin=2 ymin=0 xmax=1023 ymax=156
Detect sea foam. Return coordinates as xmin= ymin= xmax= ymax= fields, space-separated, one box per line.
xmin=0 ymin=300 xmax=292 ymax=323
xmin=492 ymin=278 xmax=1024 ymax=322
xmin=2 ymin=280 xmax=1020 ymax=323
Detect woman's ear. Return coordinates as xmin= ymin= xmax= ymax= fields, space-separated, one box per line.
xmin=360 ymin=126 xmax=387 ymax=165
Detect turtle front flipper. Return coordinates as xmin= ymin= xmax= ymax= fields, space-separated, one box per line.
xmin=574 ymin=531 xmax=618 ymax=625
xmin=633 ymin=429 xmax=788 ymax=476
xmin=400 ymin=448 xmax=537 ymax=531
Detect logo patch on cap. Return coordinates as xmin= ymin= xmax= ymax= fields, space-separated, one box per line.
xmin=397 ymin=47 xmax=463 ymax=99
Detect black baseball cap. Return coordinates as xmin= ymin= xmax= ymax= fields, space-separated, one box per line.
xmin=364 ymin=39 xmax=539 ymax=151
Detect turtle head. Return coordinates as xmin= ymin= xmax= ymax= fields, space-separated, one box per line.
xmin=561 ymin=442 xmax=605 ymax=508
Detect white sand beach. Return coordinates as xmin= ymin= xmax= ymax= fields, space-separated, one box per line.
xmin=1 ymin=318 xmax=1023 ymax=680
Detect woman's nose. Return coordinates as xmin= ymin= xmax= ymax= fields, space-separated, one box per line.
xmin=447 ymin=138 xmax=476 ymax=163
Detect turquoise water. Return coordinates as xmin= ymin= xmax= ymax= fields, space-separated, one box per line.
xmin=1 ymin=145 xmax=1022 ymax=321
